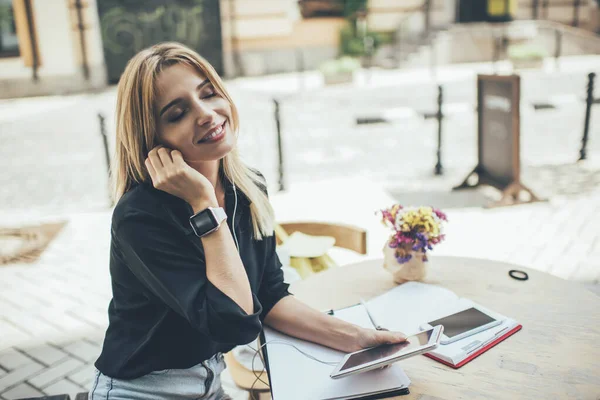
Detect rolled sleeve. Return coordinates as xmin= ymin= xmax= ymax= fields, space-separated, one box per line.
xmin=258 ymin=235 xmax=291 ymax=321
xmin=204 ymin=282 xmax=263 ymax=344
xmin=116 ymin=212 xmax=262 ymax=345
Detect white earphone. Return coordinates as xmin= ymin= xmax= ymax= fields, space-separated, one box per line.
xmin=230 ymin=174 xmax=335 ymax=398
xmin=231 ymin=178 xmax=239 ymax=252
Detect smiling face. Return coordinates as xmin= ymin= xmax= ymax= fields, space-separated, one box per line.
xmin=154 ymin=63 xmax=236 ymax=162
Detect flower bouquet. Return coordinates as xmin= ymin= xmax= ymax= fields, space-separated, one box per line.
xmin=378 ymin=205 xmax=447 ymax=283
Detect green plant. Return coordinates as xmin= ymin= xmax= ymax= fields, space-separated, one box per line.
xmin=507 ymin=43 xmax=548 ymax=60
xmin=319 ymin=56 xmax=361 ymax=76
xmin=339 ymin=23 xmax=389 ymax=57
xmin=344 ymin=0 xmax=368 ymax=18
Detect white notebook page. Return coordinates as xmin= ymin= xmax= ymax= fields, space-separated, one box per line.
xmin=366 ymin=282 xmax=462 ymax=333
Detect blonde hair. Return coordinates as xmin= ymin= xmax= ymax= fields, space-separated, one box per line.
xmin=113 ymin=42 xmax=274 ymax=239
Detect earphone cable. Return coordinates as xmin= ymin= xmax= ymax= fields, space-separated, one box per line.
xmin=247 ymin=340 xmax=342 ymax=397
xmin=232 ymin=179 xmax=239 ymax=251
xmin=228 ymin=177 xmax=342 ymax=395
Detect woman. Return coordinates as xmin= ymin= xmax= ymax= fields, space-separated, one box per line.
xmin=90 ymin=42 xmax=406 ymax=399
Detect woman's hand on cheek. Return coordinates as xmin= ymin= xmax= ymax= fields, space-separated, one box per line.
xmin=145 ymin=146 xmax=217 ymax=212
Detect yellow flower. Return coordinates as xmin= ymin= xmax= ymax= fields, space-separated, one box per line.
xmin=419 ymin=206 xmax=433 ymax=216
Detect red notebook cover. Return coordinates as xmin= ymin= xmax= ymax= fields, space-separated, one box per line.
xmin=423 ymin=324 xmax=523 ymax=369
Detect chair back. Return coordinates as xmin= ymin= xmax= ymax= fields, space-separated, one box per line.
xmin=276 ymin=222 xmax=367 ymax=255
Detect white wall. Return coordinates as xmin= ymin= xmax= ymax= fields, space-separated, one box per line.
xmin=0 ymin=0 xmax=76 ymax=79
xmin=0 ymin=0 xmax=107 ymax=97
xmin=220 ymin=0 xmax=289 ymax=18
xmin=0 ymin=58 xmax=31 ymax=79
xmin=33 ymin=0 xmax=77 ymax=76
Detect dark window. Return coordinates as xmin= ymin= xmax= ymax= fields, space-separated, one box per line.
xmin=0 ymin=0 xmax=19 ymax=57
xmin=298 ymin=0 xmax=345 ymax=19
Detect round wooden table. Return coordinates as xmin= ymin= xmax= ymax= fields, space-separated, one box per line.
xmin=289 ymin=256 xmax=600 ymax=399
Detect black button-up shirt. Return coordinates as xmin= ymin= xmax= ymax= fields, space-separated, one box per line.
xmin=94 ymin=177 xmax=290 ymax=379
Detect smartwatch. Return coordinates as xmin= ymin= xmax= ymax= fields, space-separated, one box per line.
xmin=189 ymin=207 xmax=227 ymax=237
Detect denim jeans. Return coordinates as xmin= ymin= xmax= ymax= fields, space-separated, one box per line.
xmin=89 ymin=353 xmax=232 ymax=400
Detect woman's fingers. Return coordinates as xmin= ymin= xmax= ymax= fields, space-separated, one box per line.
xmin=171 ymin=149 xmax=186 ymax=168
xmin=376 ymin=330 xmax=407 ymax=345
xmin=156 ymin=146 xmax=174 ymax=168
xmin=147 ymin=147 xmax=164 ymax=170
xmin=144 ymin=158 xmax=156 ymax=180
xmin=356 ymin=328 xmax=408 ymax=351
xmin=146 ymin=146 xmax=177 ymax=189
xmin=144 ymin=146 xmax=214 ymax=206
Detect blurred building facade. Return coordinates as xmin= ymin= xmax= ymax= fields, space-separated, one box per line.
xmin=222 ymin=0 xmax=599 ymax=76
xmin=0 ymin=0 xmax=598 ymax=98
xmin=0 ymin=0 xmax=106 ymax=98
xmin=220 ymin=0 xmax=455 ymax=77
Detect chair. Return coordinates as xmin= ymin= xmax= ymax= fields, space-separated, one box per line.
xmin=275 ymin=222 xmax=367 ymax=255
xmin=226 ymin=222 xmax=368 ymax=399
xmin=275 ymin=222 xmax=368 ymax=278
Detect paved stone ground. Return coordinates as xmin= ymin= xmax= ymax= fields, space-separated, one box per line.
xmin=0 ymin=59 xmax=599 ymax=399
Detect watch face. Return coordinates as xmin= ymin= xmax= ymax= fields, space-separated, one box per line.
xmin=190 ymin=209 xmax=218 ymax=236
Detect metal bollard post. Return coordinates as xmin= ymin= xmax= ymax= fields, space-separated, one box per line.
xmin=434 ymin=85 xmax=444 ymax=175
xmin=573 ymin=0 xmax=581 ymax=27
xmin=364 ymin=35 xmax=375 ymax=84
xmin=430 ymin=41 xmax=437 ymax=79
xmin=274 ymin=99 xmax=285 ymax=191
xmin=424 ymin=0 xmax=431 ymax=38
xmin=554 ymin=29 xmax=562 ymax=70
xmin=492 ymin=35 xmax=500 ymax=73
xmin=296 ymin=48 xmax=304 ymax=91
xmin=98 ymin=113 xmax=113 ymax=205
xmin=397 ymin=27 xmax=403 ymax=67
xmin=579 ymin=72 xmax=595 ymax=161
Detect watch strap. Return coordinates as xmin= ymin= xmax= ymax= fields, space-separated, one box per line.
xmin=211 ymin=207 xmax=227 ymax=224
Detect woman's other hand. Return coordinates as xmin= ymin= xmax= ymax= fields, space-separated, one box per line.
xmin=355 ymin=327 xmax=407 ymax=350
xmin=355 ymin=328 xmax=407 ymax=369
xmin=145 ymin=146 xmax=217 ymax=212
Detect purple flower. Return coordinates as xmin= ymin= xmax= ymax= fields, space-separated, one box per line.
xmin=412 ymin=232 xmax=429 ymax=252
xmin=434 ymin=209 xmax=448 ymax=221
xmin=396 ymin=253 xmax=413 ymax=263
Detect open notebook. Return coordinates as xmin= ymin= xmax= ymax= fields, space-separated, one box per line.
xmin=363 ymin=282 xmax=522 ymax=368
xmin=262 ymin=304 xmax=411 ymax=400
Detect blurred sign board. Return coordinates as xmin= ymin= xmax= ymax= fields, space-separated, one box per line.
xmin=454 ymin=75 xmax=540 ymax=206
xmin=457 ymin=0 xmax=515 ymax=22
xmin=97 ymin=0 xmax=223 ymax=83
xmin=487 ymin=0 xmax=517 ymax=20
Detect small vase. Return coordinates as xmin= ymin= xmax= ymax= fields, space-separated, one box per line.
xmin=383 ymin=243 xmax=428 ymax=284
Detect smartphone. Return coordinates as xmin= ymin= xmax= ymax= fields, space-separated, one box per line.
xmin=420 ymin=306 xmax=502 ymax=345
